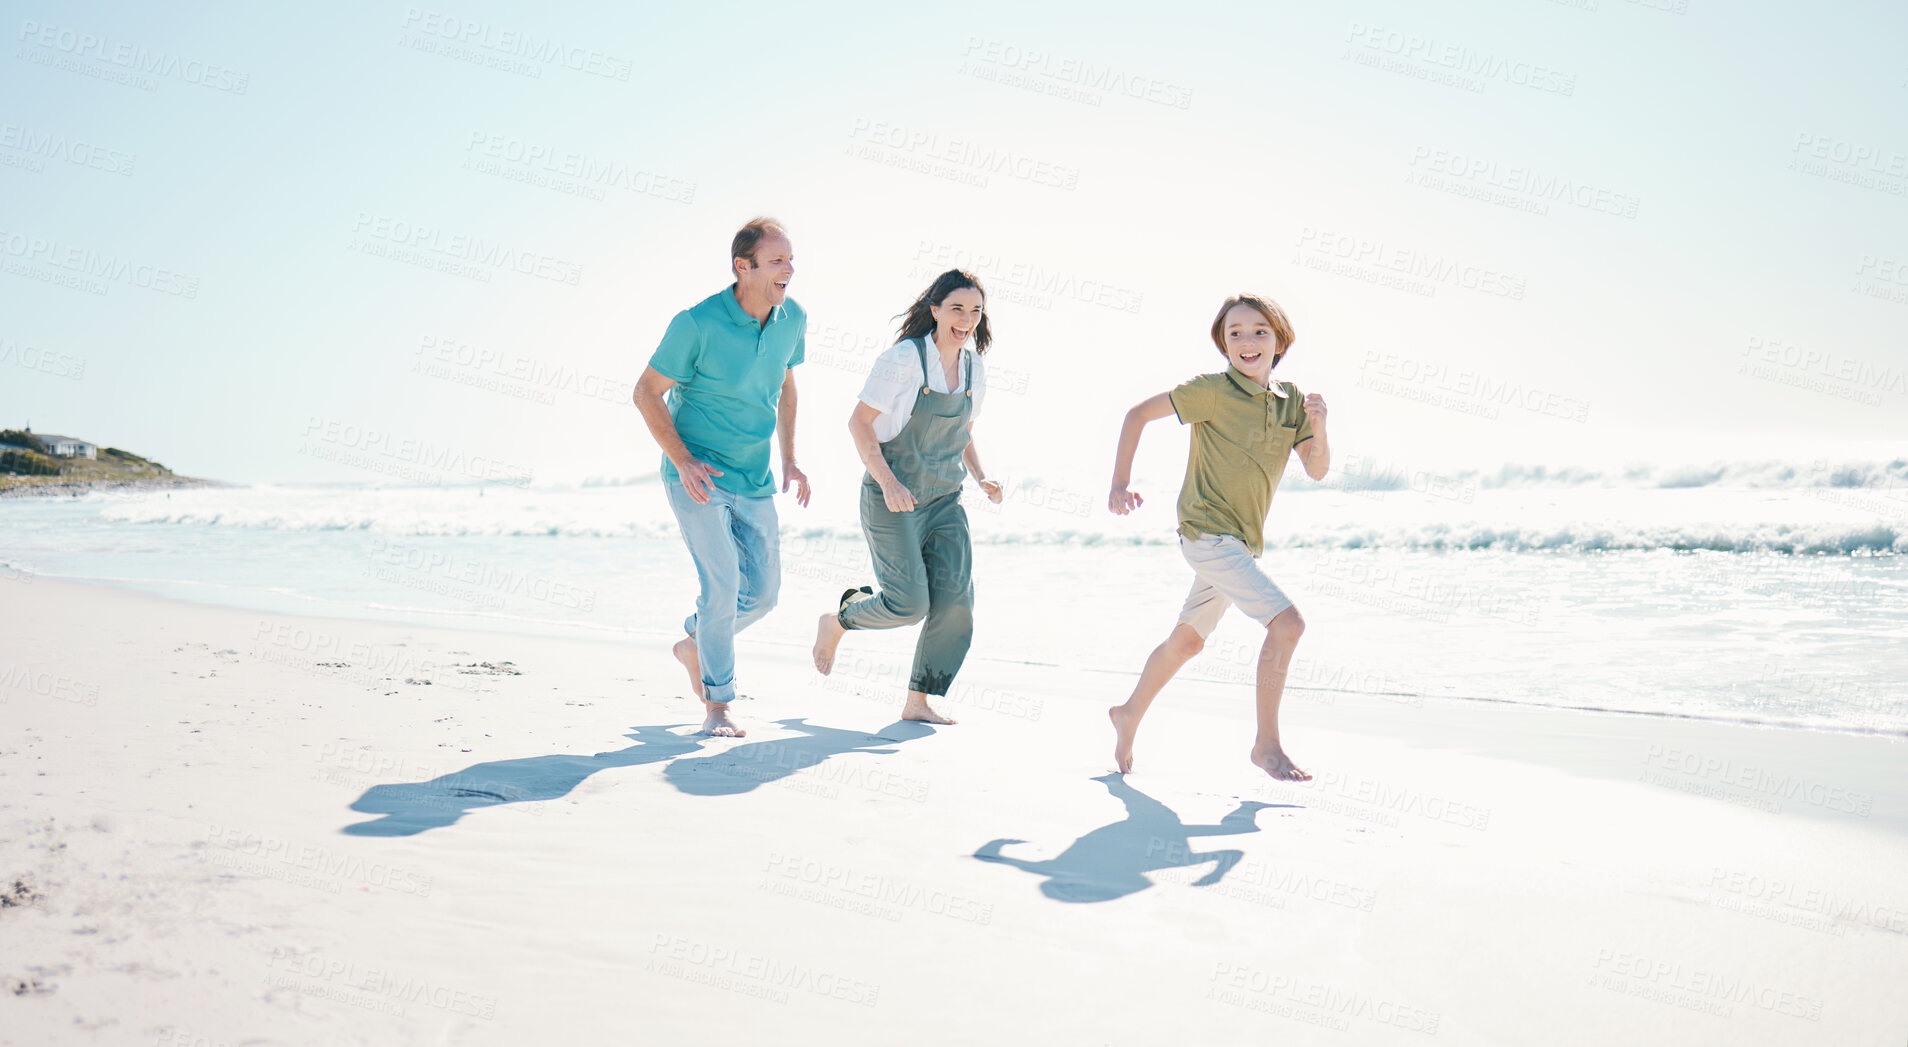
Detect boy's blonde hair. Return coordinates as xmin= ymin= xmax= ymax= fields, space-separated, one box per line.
xmin=1210 ymin=294 xmax=1296 ymax=363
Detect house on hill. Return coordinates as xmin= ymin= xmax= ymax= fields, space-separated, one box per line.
xmin=35 ymin=433 xmax=98 ymax=459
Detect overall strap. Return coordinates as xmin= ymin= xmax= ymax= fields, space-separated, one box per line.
xmin=913 ymin=336 xmax=972 ymax=397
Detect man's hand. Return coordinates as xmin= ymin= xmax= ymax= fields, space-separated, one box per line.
xmin=782 ymin=462 xmax=811 ymax=508
xmin=1303 ymin=392 xmax=1328 ymax=430
xmin=677 ymin=457 xmax=725 ymax=504
xmin=880 ymin=477 xmax=917 ymax=513
xmin=1109 ymin=483 xmax=1144 ymax=515
xmin=978 ymin=478 xmax=1004 ymax=504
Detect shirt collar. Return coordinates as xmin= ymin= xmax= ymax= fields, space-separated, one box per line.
xmin=920 ymin=333 xmax=973 ymax=356
xmin=722 ymin=283 xmax=785 ymax=327
xmin=1225 ymin=366 xmax=1288 ymax=399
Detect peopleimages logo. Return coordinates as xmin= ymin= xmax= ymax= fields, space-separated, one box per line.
xmin=15 ymin=19 xmax=252 ymax=93
xmin=1791 ymin=132 xmax=1908 ymax=177
xmin=204 ymin=823 xmax=435 ymax=896
xmin=0 ymin=122 xmax=136 ymax=175
xmin=1406 ymin=146 xmax=1639 ymax=218
xmin=0 ymin=663 xmax=100 ymax=706
xmin=1344 ymin=22 xmax=1576 ymax=96
xmin=412 ymin=334 xmax=632 ymax=408
xmin=398 ymin=7 xmax=633 ymax=80
xmin=299 ymin=416 xmax=535 ymax=486
xmin=264 ymin=947 xmax=496 ymax=1019
xmin=349 ymin=212 xmax=583 ymax=287
xmin=463 ymin=132 xmax=694 ymax=204
xmin=0 ymin=336 xmax=86 ymax=380
xmin=1297 ymin=227 xmax=1526 ymax=300
xmin=0 ymin=227 xmax=199 ymax=298
xmin=847 ymin=118 xmax=1080 ymax=191
xmin=1738 ymin=336 xmax=1907 ymax=403
xmin=959 ymin=37 xmax=1193 ymax=109
xmin=1358 ymin=350 xmax=1588 ymax=423
xmin=910 ymin=241 xmax=1142 ymax=315
xmin=365 ymin=536 xmax=598 ymax=612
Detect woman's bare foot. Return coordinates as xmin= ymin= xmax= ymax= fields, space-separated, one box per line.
xmin=672 ymin=636 xmax=704 ymax=700
xmin=700 ymin=699 xmax=746 ymax=737
xmin=901 ymin=692 xmax=956 ymax=724
xmin=1109 ymin=705 xmax=1140 ymax=773
xmin=813 ymin=613 xmax=847 ymax=674
xmin=1250 ymin=744 xmax=1311 ymax=781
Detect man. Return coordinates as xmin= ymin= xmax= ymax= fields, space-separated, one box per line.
xmin=633 ymin=218 xmax=810 ymax=737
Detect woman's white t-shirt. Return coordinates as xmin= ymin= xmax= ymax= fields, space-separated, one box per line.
xmin=856 ymin=338 xmax=988 ymax=444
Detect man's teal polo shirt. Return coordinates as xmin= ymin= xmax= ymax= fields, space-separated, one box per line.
xmin=648 ymin=285 xmax=806 ymax=497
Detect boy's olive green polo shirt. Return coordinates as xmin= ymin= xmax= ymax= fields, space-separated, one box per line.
xmin=1169 ymin=367 xmax=1314 ymax=555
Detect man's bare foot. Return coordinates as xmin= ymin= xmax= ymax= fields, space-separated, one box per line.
xmin=901 ymin=693 xmax=956 ymax=724
xmin=700 ymin=700 xmax=746 ymax=737
xmin=671 ymin=636 xmax=704 ymax=700
xmin=813 ymin=613 xmax=847 ymax=674
xmin=1250 ymin=745 xmax=1311 ymax=781
xmin=1109 ymin=705 xmax=1140 ymax=773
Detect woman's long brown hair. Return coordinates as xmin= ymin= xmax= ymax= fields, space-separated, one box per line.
xmin=894 ymin=268 xmax=993 ymax=355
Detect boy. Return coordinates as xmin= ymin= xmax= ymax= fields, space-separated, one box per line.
xmin=1106 ymin=294 xmax=1330 ymax=780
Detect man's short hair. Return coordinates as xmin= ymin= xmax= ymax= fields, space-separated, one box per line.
xmin=731 ymin=217 xmax=788 ymax=271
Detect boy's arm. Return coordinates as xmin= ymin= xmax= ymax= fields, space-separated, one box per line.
xmin=632 ymin=366 xmax=725 ymax=504
xmin=1296 ymin=392 xmax=1330 ymax=480
xmin=1109 ymin=392 xmax=1177 ymax=514
xmin=777 ymin=368 xmax=810 ymax=507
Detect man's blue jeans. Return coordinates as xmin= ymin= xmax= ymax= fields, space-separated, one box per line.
xmin=664 ymin=481 xmax=781 ymax=703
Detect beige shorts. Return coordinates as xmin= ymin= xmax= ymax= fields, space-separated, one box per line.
xmin=1177 ymin=533 xmax=1293 ymax=637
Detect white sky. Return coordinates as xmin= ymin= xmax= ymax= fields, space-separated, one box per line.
xmin=3 ymin=0 xmax=1905 ymax=503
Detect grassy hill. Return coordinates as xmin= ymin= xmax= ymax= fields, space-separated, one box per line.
xmin=0 ymin=429 xmax=209 ymax=494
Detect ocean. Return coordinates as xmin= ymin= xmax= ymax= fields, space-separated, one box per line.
xmin=3 ymin=458 xmax=1904 ymax=735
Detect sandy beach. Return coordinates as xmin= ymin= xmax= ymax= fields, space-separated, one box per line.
xmin=7 ymin=0 xmax=1906 ymax=1040
xmin=0 ymin=478 xmax=221 ymax=500
xmin=2 ymin=576 xmax=1903 ymax=1045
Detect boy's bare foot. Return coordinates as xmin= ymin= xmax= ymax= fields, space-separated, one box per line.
xmin=901 ymin=693 xmax=956 ymax=724
xmin=672 ymin=636 xmax=704 ymax=700
xmin=1250 ymin=745 xmax=1311 ymax=782
xmin=1109 ymin=705 xmax=1139 ymax=773
xmin=813 ymin=613 xmax=847 ymax=674
xmin=699 ymin=700 xmax=746 ymax=737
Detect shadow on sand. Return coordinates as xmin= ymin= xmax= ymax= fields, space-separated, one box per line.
xmin=342 ymin=719 xmax=934 ymax=836
xmin=662 ymin=718 xmax=935 ymax=797
xmin=974 ymin=773 xmax=1294 ymax=903
xmin=343 ymin=724 xmax=707 ymax=837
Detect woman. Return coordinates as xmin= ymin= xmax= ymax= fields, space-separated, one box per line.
xmin=811 ymin=268 xmax=1003 ymax=723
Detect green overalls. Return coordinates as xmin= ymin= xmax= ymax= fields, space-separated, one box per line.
xmin=839 ymin=337 xmax=976 ymax=696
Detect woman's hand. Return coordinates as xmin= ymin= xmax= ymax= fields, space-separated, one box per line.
xmin=1109 ymin=483 xmax=1144 ymax=515
xmin=978 ymin=478 xmax=1004 ymax=504
xmin=880 ymin=477 xmax=917 ymax=513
